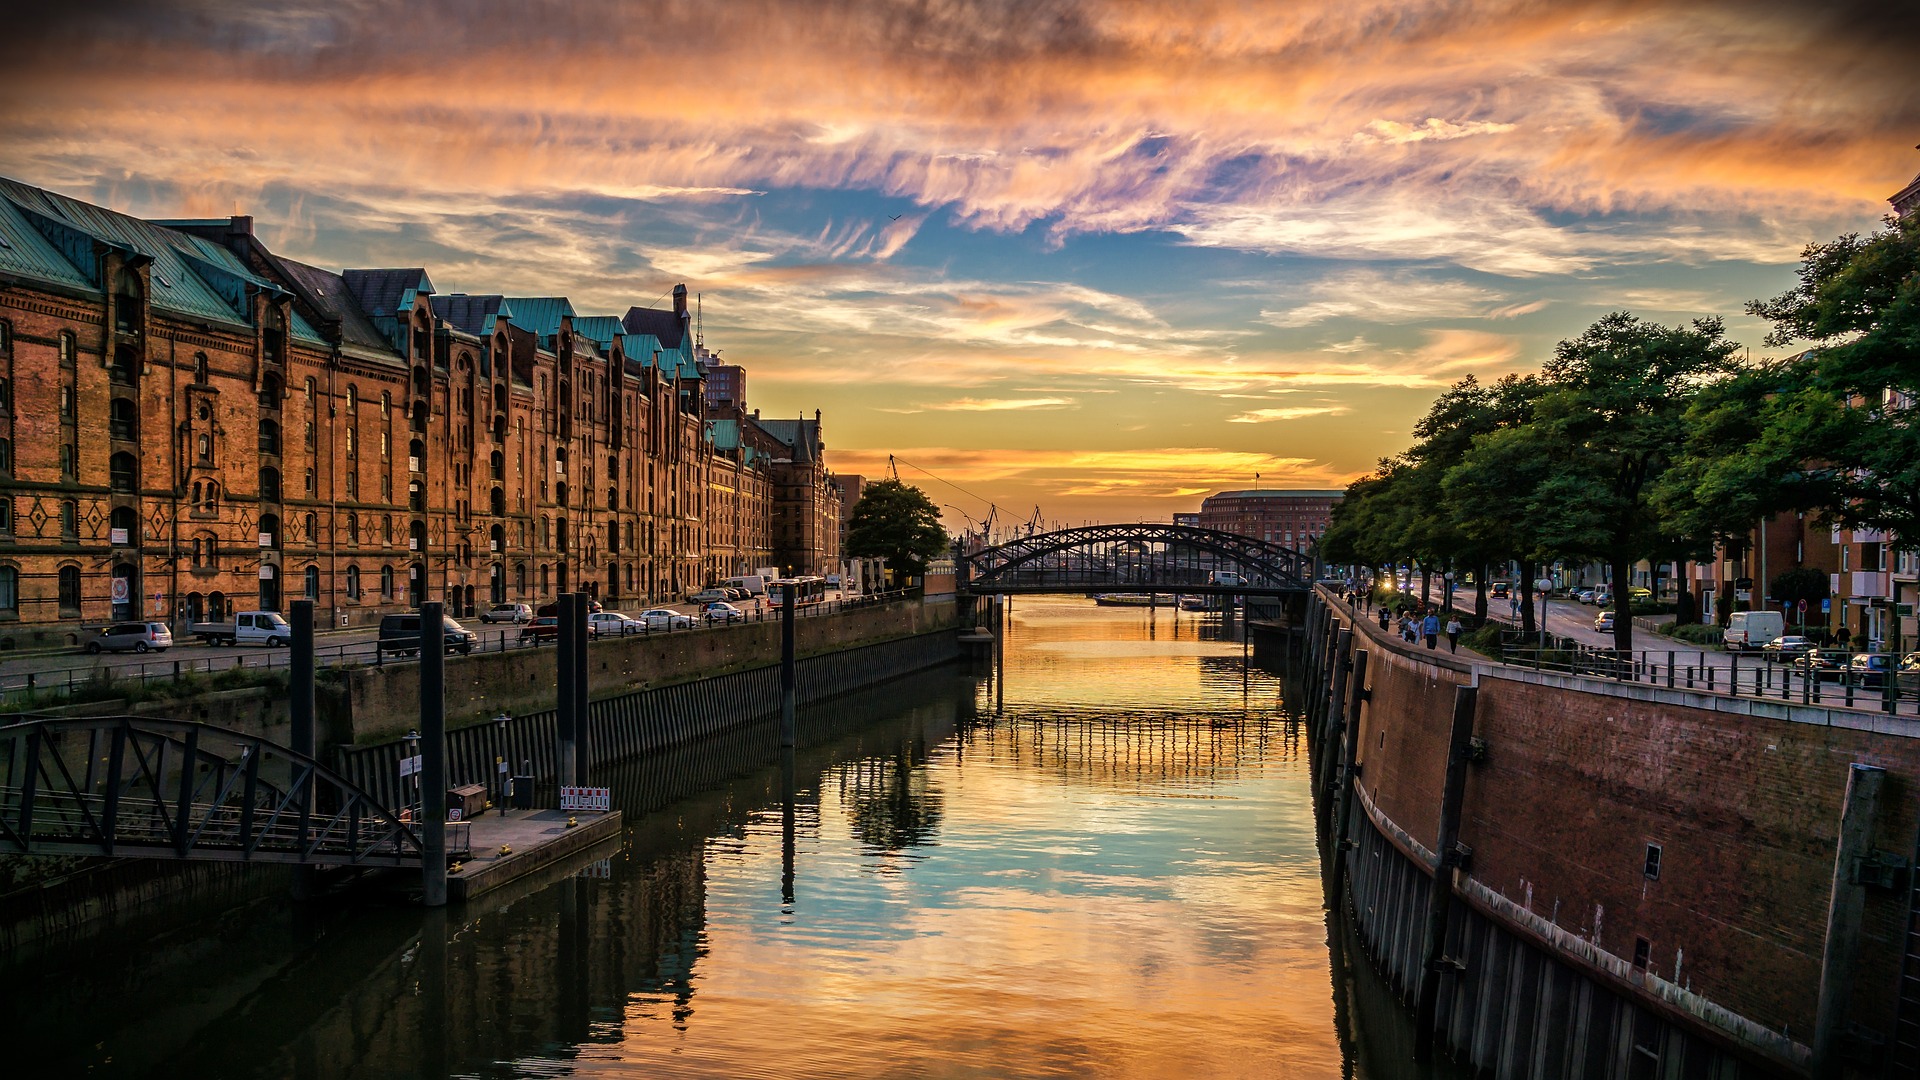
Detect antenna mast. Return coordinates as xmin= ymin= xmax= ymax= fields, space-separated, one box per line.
xmin=695 ymin=292 xmax=703 ymax=350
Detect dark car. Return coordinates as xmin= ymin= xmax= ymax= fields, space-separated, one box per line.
xmin=1792 ymin=648 xmax=1851 ymax=682
xmin=1490 ymin=582 xmax=1510 ymax=599
xmin=1846 ymin=653 xmax=1894 ymax=689
xmin=518 ymin=616 xmax=599 ymax=646
xmin=378 ymin=614 xmax=477 ymax=656
xmin=1760 ymin=635 xmax=1816 ymax=663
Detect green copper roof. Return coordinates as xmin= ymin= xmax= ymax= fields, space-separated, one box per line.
xmin=502 ymin=296 xmax=575 ymax=342
xmin=0 ymin=176 xmax=324 ymax=341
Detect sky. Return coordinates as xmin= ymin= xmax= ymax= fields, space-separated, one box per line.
xmin=1 ymin=0 xmax=1916 ymax=534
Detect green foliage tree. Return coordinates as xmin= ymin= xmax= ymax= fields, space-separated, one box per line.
xmin=1679 ymin=214 xmax=1920 ymax=540
xmin=1471 ymin=313 xmax=1738 ymax=652
xmin=1769 ymin=567 xmax=1830 ymax=631
xmin=845 ymin=479 xmax=949 ymax=582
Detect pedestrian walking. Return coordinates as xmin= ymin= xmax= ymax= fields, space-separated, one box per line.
xmin=1422 ymin=612 xmax=1440 ymax=650
xmin=1835 ymin=625 xmax=1852 ymax=649
xmin=1445 ymin=615 xmax=1462 ymax=653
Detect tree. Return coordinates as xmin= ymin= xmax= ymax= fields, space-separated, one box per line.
xmin=845 ymin=479 xmax=949 ymax=582
xmin=1706 ymin=214 xmax=1920 ymax=539
xmin=1770 ymin=567 xmax=1830 ymax=631
xmin=1481 ymin=313 xmax=1738 ymax=652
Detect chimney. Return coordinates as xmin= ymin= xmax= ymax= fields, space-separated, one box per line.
xmin=228 ymin=215 xmax=254 ymax=239
xmin=672 ymin=284 xmax=688 ymax=321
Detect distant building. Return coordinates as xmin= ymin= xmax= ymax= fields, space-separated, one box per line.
xmin=1172 ymin=513 xmax=1199 ymax=529
xmin=1195 ymin=489 xmax=1342 ymax=550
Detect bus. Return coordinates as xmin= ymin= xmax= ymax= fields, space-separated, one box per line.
xmin=766 ymin=576 xmax=828 ymax=607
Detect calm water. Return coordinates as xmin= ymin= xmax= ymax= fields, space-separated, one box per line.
xmin=3 ymin=596 xmax=1439 ymax=1078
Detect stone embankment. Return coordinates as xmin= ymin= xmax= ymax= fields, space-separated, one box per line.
xmin=1299 ymin=588 xmax=1918 ymax=1078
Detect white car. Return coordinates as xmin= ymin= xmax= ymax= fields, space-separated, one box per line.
xmin=588 ymin=611 xmax=645 ymax=637
xmin=639 ymin=608 xmax=694 ymax=631
xmin=703 ymin=601 xmax=747 ymax=623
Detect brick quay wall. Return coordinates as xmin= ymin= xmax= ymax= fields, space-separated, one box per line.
xmin=1300 ymin=590 xmax=1918 ymax=1077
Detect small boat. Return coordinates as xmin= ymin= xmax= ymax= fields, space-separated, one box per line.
xmin=1093 ymin=593 xmax=1176 ymax=607
xmin=1179 ymin=597 xmax=1210 ymax=611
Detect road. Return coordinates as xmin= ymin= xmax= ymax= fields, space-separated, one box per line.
xmin=0 ymin=591 xmax=865 ymax=700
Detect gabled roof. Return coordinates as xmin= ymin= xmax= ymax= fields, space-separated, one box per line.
xmin=751 ymin=417 xmax=821 ymax=464
xmin=622 ymin=304 xmax=687 ymax=349
xmin=706 ymin=418 xmax=741 ymax=450
xmin=502 ymin=296 xmax=575 ymax=342
xmin=272 ymin=257 xmax=398 ymax=357
xmin=0 ymin=176 xmax=324 ymax=340
xmin=341 ymin=268 xmax=433 ymax=320
xmin=431 ymin=293 xmax=512 ymax=337
xmin=571 ymin=315 xmax=626 ymax=349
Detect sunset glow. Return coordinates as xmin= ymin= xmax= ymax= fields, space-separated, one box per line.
xmin=5 ymin=0 xmax=1913 ymax=527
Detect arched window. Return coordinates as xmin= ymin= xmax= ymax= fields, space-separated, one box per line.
xmin=59 ymin=332 xmax=75 ymax=366
xmin=58 ymin=566 xmax=80 ymax=612
xmin=109 ymin=398 xmax=137 ymax=440
xmin=555 ymin=481 xmax=568 ymax=507
xmin=0 ymin=439 xmax=11 ymax=475
xmin=204 ymin=482 xmax=220 ymax=512
xmin=555 ymin=517 xmax=568 ymax=553
xmin=409 ymin=438 xmax=424 ymax=471
xmin=345 ymin=384 xmax=356 ymax=411
xmin=61 ymin=499 xmax=77 ymax=538
xmin=304 ymin=564 xmax=320 ymax=600
xmin=607 ymin=520 xmax=618 ymax=552
xmin=490 ymin=487 xmax=505 ymax=516
xmin=111 ymin=346 xmax=140 ymax=385
xmin=408 ymin=479 xmax=424 ymax=512
xmin=193 ymin=352 xmax=209 ymax=384
xmin=109 ymin=451 xmax=137 ymax=493
xmin=345 ymin=565 xmax=361 ymax=599
xmin=489 ymin=449 xmax=504 ymax=480
xmin=114 ymin=268 xmax=143 ymax=334
xmin=303 ymin=511 xmax=316 ymax=540
xmin=304 ymin=377 xmax=316 ymax=404
xmin=208 ymin=590 xmax=227 ymax=621
xmin=259 ymin=372 xmax=281 ymax=407
xmin=109 ymin=506 xmax=137 ymax=546
xmin=380 ymin=564 xmax=394 ymax=598
xmin=346 ymin=511 xmax=359 ymax=542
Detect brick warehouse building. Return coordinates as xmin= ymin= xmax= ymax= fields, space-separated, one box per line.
xmin=1193 ymin=488 xmax=1343 ymax=551
xmin=0 ymin=177 xmax=841 ymax=648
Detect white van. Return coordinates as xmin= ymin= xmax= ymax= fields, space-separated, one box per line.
xmin=1208 ymin=571 xmax=1245 ymax=587
xmin=1724 ymin=610 xmax=1785 ymax=652
xmin=722 ymin=574 xmax=768 ymax=597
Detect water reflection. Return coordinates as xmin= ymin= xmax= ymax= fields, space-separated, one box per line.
xmin=1 ymin=596 xmax=1461 ymax=1079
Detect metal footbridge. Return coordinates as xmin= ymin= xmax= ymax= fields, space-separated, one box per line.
xmin=0 ymin=715 xmax=422 ymax=866
xmin=959 ymin=523 xmax=1316 ymax=597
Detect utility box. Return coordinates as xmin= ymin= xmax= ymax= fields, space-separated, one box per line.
xmin=510 ymin=775 xmax=535 ymax=810
xmin=446 ymin=783 xmax=487 ymax=820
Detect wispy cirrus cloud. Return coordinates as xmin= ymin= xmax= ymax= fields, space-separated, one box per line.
xmin=1227 ymin=406 xmax=1352 ymax=424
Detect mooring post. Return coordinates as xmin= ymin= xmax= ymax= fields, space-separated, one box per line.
xmin=556 ymin=593 xmax=577 ymax=788
xmin=1811 ymin=762 xmax=1886 ymax=1077
xmin=1327 ymin=649 xmax=1370 ymax=904
xmin=781 ymin=747 xmax=797 ymax=907
xmin=1414 ymin=684 xmax=1479 ymax=1061
xmin=419 ymin=600 xmax=447 ymax=908
xmin=289 ymin=599 xmax=317 ymax=902
xmin=572 ymin=591 xmax=590 ymax=785
xmin=780 ymin=582 xmax=797 ymax=746
xmin=1321 ymin=628 xmax=1353 ymax=788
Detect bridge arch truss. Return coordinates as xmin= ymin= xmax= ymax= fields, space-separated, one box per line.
xmin=961 ymin=523 xmax=1315 ymax=595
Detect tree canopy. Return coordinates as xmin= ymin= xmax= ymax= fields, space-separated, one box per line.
xmin=845 ymin=479 xmax=949 ymax=579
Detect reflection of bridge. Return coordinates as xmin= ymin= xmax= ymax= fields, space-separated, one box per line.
xmin=0 ymin=715 xmax=422 ymax=866
xmin=959 ymin=523 xmax=1315 ymax=596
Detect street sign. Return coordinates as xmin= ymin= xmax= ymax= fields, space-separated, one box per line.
xmin=1821 ymin=599 xmax=1831 ymax=613
xmin=397 ymin=754 xmax=423 ymax=779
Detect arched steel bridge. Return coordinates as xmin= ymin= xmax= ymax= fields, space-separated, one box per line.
xmin=0 ymin=715 xmax=423 ymax=866
xmin=959 ymin=523 xmax=1316 ymax=596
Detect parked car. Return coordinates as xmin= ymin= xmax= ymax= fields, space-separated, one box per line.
xmin=1626 ymin=586 xmax=1653 ymax=601
xmin=1793 ymin=649 xmax=1851 ymax=682
xmin=1591 ymin=588 xmax=1612 ymax=607
xmin=588 ymin=611 xmax=645 ymax=637
xmin=1847 ymin=653 xmax=1895 ymax=689
xmin=703 ymin=601 xmax=747 ymax=623
xmin=518 ymin=616 xmax=601 ymax=645
xmin=1900 ymin=652 xmax=1920 ymax=694
xmin=188 ymin=610 xmax=291 ymax=647
xmin=1490 ymin=582 xmax=1510 ymax=599
xmin=1575 ymin=589 xmax=1596 ymax=605
xmin=687 ymin=588 xmax=732 ymax=605
xmin=378 ymin=613 xmax=478 ymax=656
xmin=86 ymin=621 xmax=173 ymax=654
xmin=480 ymin=603 xmax=533 ymax=624
xmin=1761 ymin=635 xmax=1816 ymax=663
xmin=639 ymin=608 xmax=694 ymax=631
xmin=1593 ymin=610 xmax=1615 ymax=632
xmin=535 ymin=600 xmax=602 ymax=618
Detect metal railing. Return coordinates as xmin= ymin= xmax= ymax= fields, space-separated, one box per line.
xmin=0 ymin=589 xmax=915 ymax=706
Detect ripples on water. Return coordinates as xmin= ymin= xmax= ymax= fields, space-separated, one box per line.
xmin=4 ymin=597 xmax=1439 ymax=1079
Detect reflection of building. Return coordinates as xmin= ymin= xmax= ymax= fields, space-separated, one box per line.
xmin=1194 ymin=489 xmax=1341 ymax=550
xmin=0 ymin=176 xmax=839 ymax=647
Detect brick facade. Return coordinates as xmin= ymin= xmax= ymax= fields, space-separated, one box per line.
xmin=0 ymin=178 xmax=841 ymax=646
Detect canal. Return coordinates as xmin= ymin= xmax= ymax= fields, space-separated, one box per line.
xmin=2 ymin=595 xmax=1453 ymax=1078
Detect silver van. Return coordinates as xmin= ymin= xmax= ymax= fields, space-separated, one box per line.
xmin=87 ymin=621 xmax=174 ymax=654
